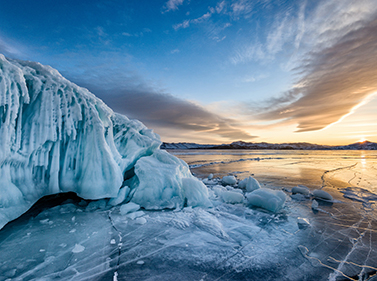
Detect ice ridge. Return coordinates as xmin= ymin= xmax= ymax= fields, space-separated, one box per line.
xmin=0 ymin=55 xmax=210 ymax=229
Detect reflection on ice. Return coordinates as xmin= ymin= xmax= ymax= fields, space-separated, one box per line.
xmin=0 ymin=150 xmax=377 ymax=280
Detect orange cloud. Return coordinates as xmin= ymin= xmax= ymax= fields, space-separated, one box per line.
xmin=259 ymin=15 xmax=377 ymax=133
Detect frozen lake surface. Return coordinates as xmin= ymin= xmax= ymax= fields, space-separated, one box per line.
xmin=1 ymin=150 xmax=377 ymax=281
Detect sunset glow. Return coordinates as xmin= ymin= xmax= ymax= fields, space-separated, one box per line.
xmin=1 ymin=0 xmax=376 ymax=144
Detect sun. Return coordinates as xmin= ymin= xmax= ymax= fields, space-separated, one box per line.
xmin=358 ymin=137 xmax=367 ymax=143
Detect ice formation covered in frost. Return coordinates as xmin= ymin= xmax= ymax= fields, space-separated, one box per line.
xmin=0 ymin=55 xmax=209 ymax=229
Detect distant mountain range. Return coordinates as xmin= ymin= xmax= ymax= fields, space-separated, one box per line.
xmin=161 ymin=140 xmax=377 ymax=150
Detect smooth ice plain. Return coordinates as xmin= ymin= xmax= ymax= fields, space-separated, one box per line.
xmin=1 ymin=150 xmax=377 ymax=281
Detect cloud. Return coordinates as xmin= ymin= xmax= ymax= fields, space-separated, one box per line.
xmin=230 ymin=0 xmax=254 ymax=18
xmin=163 ymin=0 xmax=185 ymax=13
xmin=173 ymin=10 xmax=214 ymax=31
xmin=121 ymin=28 xmax=151 ymax=37
xmin=256 ymin=4 xmax=377 ymax=132
xmin=173 ymin=2 xmax=228 ymax=31
xmin=216 ymin=1 xmax=226 ymax=14
xmin=231 ymin=42 xmax=267 ymax=64
xmin=173 ymin=20 xmax=190 ymax=30
xmin=230 ymin=5 xmax=297 ymax=64
xmin=192 ymin=12 xmax=212 ymax=23
xmin=266 ymin=15 xmax=293 ymax=55
xmin=241 ymin=74 xmax=268 ymax=83
xmin=91 ymin=87 xmax=256 ymax=141
xmin=96 ymin=26 xmax=107 ymax=37
xmin=0 ymin=35 xmax=24 ymax=58
xmin=63 ymin=60 xmax=256 ymax=142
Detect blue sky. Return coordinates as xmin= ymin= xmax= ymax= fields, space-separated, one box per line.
xmin=1 ymin=0 xmax=376 ymax=144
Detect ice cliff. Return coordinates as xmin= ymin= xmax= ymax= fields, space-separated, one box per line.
xmin=0 ymin=55 xmax=210 ymax=230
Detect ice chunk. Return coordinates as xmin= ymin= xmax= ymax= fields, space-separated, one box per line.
xmin=72 ymin=244 xmax=85 ymax=253
xmin=244 ymin=176 xmax=261 ymax=192
xmin=135 ymin=217 xmax=147 ymax=225
xmin=220 ymin=190 xmax=244 ymax=204
xmin=297 ymin=217 xmax=310 ymax=229
xmin=291 ymin=193 xmax=307 ymax=201
xmin=108 ymin=186 xmax=130 ymax=206
xmin=131 ymin=150 xmax=208 ymax=209
xmin=182 ymin=178 xmax=212 ymax=207
xmin=222 ymin=175 xmax=237 ymax=185
xmin=213 ymin=185 xmax=227 ymax=197
xmin=225 ymin=186 xmax=243 ymax=194
xmin=0 ymin=55 xmax=210 ymax=229
xmin=120 ymin=202 xmax=140 ymax=215
xmin=292 ymin=185 xmax=310 ymax=196
xmin=238 ymin=178 xmax=247 ymax=188
xmin=312 ymin=190 xmax=333 ymax=201
xmin=246 ymin=188 xmax=287 ymax=213
xmin=126 ymin=211 xmax=145 ymax=220
xmin=85 ymin=200 xmax=107 ymax=212
xmin=202 ymin=178 xmax=217 ymax=185
xmin=311 ymin=199 xmax=319 ymax=210
xmin=60 ymin=204 xmax=77 ymax=214
xmin=208 ymin=174 xmax=213 ymax=180
xmin=238 ymin=176 xmax=261 ymax=192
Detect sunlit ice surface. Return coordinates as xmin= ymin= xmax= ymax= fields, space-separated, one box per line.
xmin=1 ymin=150 xmax=376 ymax=281
xmin=174 ymin=150 xmax=377 ymax=193
xmin=173 ymin=149 xmax=377 ymax=280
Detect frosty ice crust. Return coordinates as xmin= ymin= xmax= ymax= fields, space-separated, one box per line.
xmin=0 ymin=55 xmax=209 ymax=229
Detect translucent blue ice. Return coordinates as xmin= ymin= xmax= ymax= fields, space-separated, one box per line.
xmin=0 ymin=55 xmax=209 ymax=229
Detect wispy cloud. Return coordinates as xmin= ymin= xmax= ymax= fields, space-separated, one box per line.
xmin=0 ymin=35 xmax=25 ymax=58
xmin=230 ymin=6 xmax=298 ymax=64
xmin=266 ymin=15 xmax=294 ymax=55
xmin=173 ymin=20 xmax=191 ymax=30
xmin=216 ymin=1 xmax=226 ymax=14
xmin=230 ymin=0 xmax=254 ymax=18
xmin=121 ymin=28 xmax=152 ymax=37
xmin=255 ymin=1 xmax=377 ymax=132
xmin=231 ymin=42 xmax=267 ymax=64
xmin=192 ymin=12 xmax=212 ymax=23
xmin=163 ymin=0 xmax=185 ymax=13
xmin=173 ymin=10 xmax=214 ymax=30
xmin=241 ymin=74 xmax=268 ymax=83
xmin=96 ymin=26 xmax=107 ymax=37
